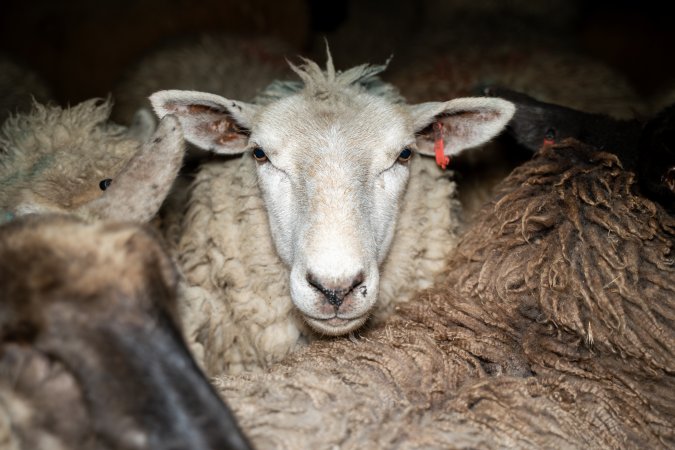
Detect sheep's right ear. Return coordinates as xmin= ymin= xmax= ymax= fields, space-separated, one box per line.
xmin=150 ymin=90 xmax=258 ymax=154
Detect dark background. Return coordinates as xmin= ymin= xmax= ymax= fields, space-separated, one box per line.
xmin=1 ymin=0 xmax=674 ymax=105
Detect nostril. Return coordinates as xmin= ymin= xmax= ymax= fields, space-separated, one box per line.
xmin=351 ymin=271 xmax=365 ymax=289
xmin=306 ymin=271 xmax=366 ymax=308
xmin=306 ymin=271 xmax=327 ymax=295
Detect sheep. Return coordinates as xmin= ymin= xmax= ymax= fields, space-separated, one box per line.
xmin=0 ymin=214 xmax=252 ymax=450
xmin=0 ymin=98 xmax=184 ymax=224
xmin=213 ymin=138 xmax=674 ymax=449
xmin=112 ymin=34 xmax=296 ymax=125
xmin=150 ymin=52 xmax=515 ymax=374
xmin=0 ymin=55 xmax=52 ymax=123
xmin=484 ymin=86 xmax=675 ymax=212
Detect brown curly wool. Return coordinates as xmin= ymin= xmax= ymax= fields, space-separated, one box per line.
xmin=439 ymin=139 xmax=675 ymax=446
xmin=446 ymin=140 xmax=674 ymax=373
xmin=215 ymin=139 xmax=674 ymax=449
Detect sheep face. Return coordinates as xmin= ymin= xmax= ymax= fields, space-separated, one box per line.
xmin=251 ymin=92 xmax=411 ymax=335
xmin=151 ymin=58 xmax=514 ymax=336
xmin=0 ymin=100 xmax=184 ymax=224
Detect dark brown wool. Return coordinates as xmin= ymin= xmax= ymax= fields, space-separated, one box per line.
xmin=446 ymin=140 xmax=674 ymax=372
xmin=0 ymin=216 xmax=251 ymax=450
xmin=216 ymin=139 xmax=674 ymax=449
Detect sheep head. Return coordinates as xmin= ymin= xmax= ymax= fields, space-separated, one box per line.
xmin=150 ymin=54 xmax=514 ymax=336
xmin=480 ymin=86 xmax=642 ymax=154
xmin=0 ymin=99 xmax=184 ymax=224
xmin=484 ymin=86 xmax=675 ymax=213
xmin=0 ymin=215 xmax=252 ymax=450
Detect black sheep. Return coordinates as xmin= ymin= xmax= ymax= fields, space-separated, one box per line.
xmin=484 ymin=86 xmax=675 ymax=212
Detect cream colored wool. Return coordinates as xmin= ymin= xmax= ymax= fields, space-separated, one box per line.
xmin=0 ymin=99 xmax=137 ymax=218
xmin=0 ymin=98 xmax=184 ymax=224
xmin=176 ymin=152 xmax=460 ymax=375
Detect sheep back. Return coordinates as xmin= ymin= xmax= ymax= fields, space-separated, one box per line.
xmin=446 ymin=140 xmax=674 ymax=373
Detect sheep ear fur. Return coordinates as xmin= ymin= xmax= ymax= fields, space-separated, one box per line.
xmin=149 ymin=90 xmax=257 ymax=155
xmin=410 ymin=97 xmax=515 ymax=156
xmin=77 ymin=115 xmax=185 ymax=223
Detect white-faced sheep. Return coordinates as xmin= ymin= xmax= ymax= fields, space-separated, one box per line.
xmin=150 ymin=52 xmax=515 ymax=374
xmin=213 ymin=139 xmax=674 ymax=449
xmin=0 ymin=55 xmax=52 ymax=124
xmin=0 ymin=215 xmax=252 ymax=450
xmin=0 ymin=98 xmax=184 ymax=224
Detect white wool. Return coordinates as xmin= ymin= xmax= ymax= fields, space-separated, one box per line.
xmin=175 ymin=153 xmax=460 ymax=374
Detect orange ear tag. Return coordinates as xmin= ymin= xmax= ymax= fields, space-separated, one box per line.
xmin=433 ymin=122 xmax=450 ymax=170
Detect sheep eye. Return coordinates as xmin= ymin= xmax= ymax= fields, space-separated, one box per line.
xmin=397 ymin=148 xmax=413 ymax=163
xmin=99 ymin=178 xmax=112 ymax=190
xmin=252 ymin=147 xmax=268 ymax=162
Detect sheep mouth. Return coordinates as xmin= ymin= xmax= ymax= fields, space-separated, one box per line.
xmin=303 ymin=315 xmax=368 ymax=336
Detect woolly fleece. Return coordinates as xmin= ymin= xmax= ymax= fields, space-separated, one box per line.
xmin=214 ymin=141 xmax=674 ymax=448
xmin=176 ymin=153 xmax=461 ymax=374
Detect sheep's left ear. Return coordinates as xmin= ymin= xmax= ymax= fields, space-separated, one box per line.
xmin=410 ymin=97 xmax=515 ymax=156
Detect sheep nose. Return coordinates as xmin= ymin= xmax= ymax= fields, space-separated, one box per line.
xmin=306 ymin=271 xmax=365 ymax=308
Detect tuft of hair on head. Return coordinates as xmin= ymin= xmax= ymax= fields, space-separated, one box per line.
xmin=256 ymin=41 xmax=403 ymax=104
xmin=0 ymin=97 xmax=117 ymax=172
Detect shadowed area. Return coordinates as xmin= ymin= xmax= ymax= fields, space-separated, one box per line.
xmin=0 ymin=215 xmax=251 ymax=450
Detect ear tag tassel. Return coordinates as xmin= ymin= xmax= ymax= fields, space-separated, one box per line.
xmin=543 ymin=128 xmax=556 ymax=147
xmin=433 ymin=122 xmax=450 ymax=170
